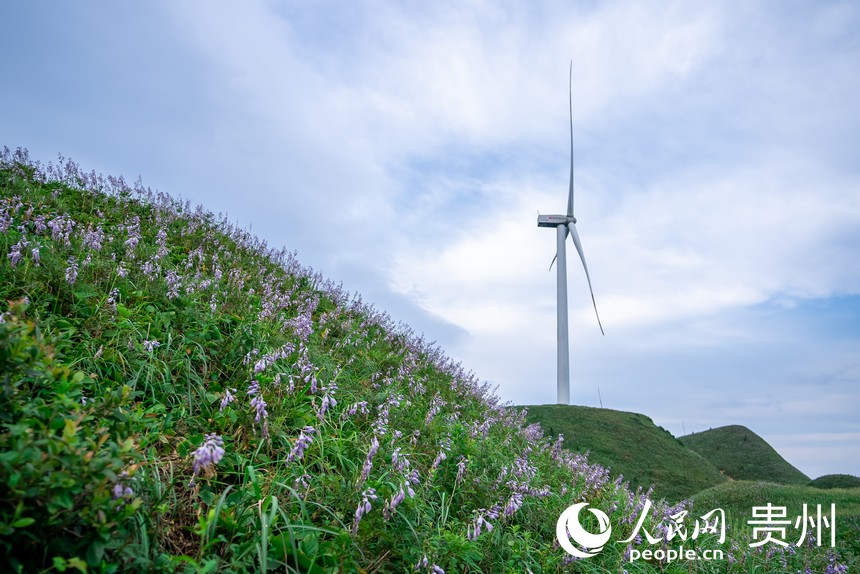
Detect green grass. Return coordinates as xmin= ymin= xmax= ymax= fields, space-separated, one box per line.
xmin=1 ymin=148 xmax=855 ymax=573
xmin=522 ymin=404 xmax=727 ymax=502
xmin=691 ymin=481 xmax=860 ymax=562
xmin=680 ymin=425 xmax=810 ymax=485
xmin=809 ymin=474 xmax=860 ymax=490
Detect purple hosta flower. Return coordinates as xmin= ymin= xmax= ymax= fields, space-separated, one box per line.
xmin=317 ymin=382 xmax=338 ymax=422
xmin=82 ymin=223 xmax=105 ymax=251
xmin=7 ymin=239 xmax=27 ymax=267
xmin=253 ymin=343 xmax=295 ymax=374
xmin=293 ymin=473 xmax=311 ymax=498
xmin=155 ymin=228 xmax=168 ymax=260
xmin=411 ymin=430 xmax=421 ymax=445
xmin=243 ymin=348 xmax=260 ymax=366
xmin=32 ymin=214 xmax=47 ymax=235
xmin=165 ymin=270 xmax=182 ymax=299
xmin=352 ymin=488 xmax=378 ymax=534
xmin=142 ymin=339 xmax=160 ymax=353
xmin=471 ymin=419 xmax=492 ymax=439
xmin=140 ymin=258 xmax=160 ymax=279
xmin=190 ymin=433 xmax=225 ymax=486
xmin=122 ymin=216 xmax=141 ymax=257
xmin=455 ymin=456 xmax=468 ymax=486
xmin=503 ymin=491 xmax=524 ymax=518
xmin=287 ymin=426 xmax=316 ymax=463
xmin=414 ymin=555 xmax=429 ymax=571
xmin=343 ymin=401 xmax=369 ymax=419
xmin=219 ymin=387 xmax=237 ymax=412
xmin=64 ymin=257 xmax=79 ymax=284
xmin=358 ymin=435 xmax=380 ymax=485
xmin=431 ymin=450 xmax=447 ymax=471
xmin=112 ymin=472 xmax=134 ymax=509
xmin=424 ymin=393 xmax=445 ymax=425
xmin=384 ymin=480 xmax=415 ymax=520
xmin=467 ymin=507 xmax=499 ymax=541
xmin=117 ymin=262 xmax=128 ymax=278
xmin=247 ymin=380 xmax=269 ymax=438
xmin=107 ymin=288 xmax=119 ymax=313
xmin=30 ymin=245 xmax=40 ymax=266
xmin=48 ymin=214 xmax=75 ymax=246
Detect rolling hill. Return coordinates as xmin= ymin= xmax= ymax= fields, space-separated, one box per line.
xmin=679 ymin=425 xmax=810 ymax=485
xmin=522 ymin=404 xmax=727 ymax=501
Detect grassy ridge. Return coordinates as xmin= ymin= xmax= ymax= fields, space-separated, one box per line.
xmin=680 ymin=425 xmax=810 ymax=485
xmin=1 ymin=147 xmax=854 ymax=573
xmin=809 ymin=475 xmax=860 ymax=490
xmin=522 ymin=405 xmax=727 ymax=502
xmin=691 ymin=481 xmax=860 ymax=559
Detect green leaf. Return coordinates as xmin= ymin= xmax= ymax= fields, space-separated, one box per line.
xmin=11 ymin=517 xmax=35 ymax=528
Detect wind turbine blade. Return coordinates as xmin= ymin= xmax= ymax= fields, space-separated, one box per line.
xmin=568 ymin=222 xmax=605 ymax=335
xmin=548 ymin=226 xmax=570 ymax=270
xmin=566 ymin=60 xmax=575 ymax=218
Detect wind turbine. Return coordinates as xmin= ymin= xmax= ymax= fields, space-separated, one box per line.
xmin=537 ymin=62 xmax=604 ymax=405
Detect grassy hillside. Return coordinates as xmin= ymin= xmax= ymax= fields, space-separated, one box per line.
xmin=691 ymin=481 xmax=860 ymax=561
xmin=522 ymin=405 xmax=726 ymax=502
xmin=809 ymin=474 xmax=860 ymax=489
xmin=1 ymin=147 xmax=853 ymax=573
xmin=680 ymin=425 xmax=810 ymax=485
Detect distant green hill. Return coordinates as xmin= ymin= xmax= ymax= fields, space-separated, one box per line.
xmin=679 ymin=425 xmax=810 ymax=485
xmin=521 ymin=404 xmax=726 ymax=502
xmin=691 ymin=481 xmax=860 ymax=556
xmin=809 ymin=474 xmax=860 ymax=489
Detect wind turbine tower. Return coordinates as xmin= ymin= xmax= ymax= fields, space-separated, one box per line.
xmin=537 ymin=62 xmax=604 ymax=405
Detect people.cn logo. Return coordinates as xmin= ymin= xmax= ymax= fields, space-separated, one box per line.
xmin=556 ymin=502 xmax=612 ymax=558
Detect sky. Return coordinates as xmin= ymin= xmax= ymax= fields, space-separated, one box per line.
xmin=3 ymin=1 xmax=859 ymax=479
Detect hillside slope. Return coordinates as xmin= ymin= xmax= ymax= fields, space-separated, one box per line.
xmin=679 ymin=425 xmax=810 ymax=485
xmin=0 ymin=148 xmax=700 ymax=573
xmin=522 ymin=404 xmax=726 ymax=501
xmin=2 ymin=147 xmax=851 ymax=573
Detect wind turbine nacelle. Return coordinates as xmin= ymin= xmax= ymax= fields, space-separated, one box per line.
xmin=537 ymin=214 xmax=575 ymax=227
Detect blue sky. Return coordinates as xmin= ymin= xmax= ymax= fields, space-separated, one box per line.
xmin=3 ymin=1 xmax=859 ymax=479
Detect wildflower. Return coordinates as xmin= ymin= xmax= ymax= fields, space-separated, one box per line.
xmin=7 ymin=240 xmax=26 ymax=267
xmin=455 ymin=457 xmax=468 ymax=485
xmin=107 ymin=288 xmax=119 ymax=313
xmin=352 ymin=488 xmax=378 ymax=534
xmin=65 ymin=257 xmax=79 ymax=284
xmin=219 ymin=388 xmax=237 ymax=412
xmin=93 ymin=345 xmax=104 ymax=360
xmin=358 ymin=435 xmax=380 ymax=484
xmin=317 ymin=382 xmax=338 ymax=422
xmin=503 ymin=491 xmax=523 ymax=518
xmin=287 ymin=426 xmax=316 ymax=463
xmin=82 ymin=224 xmax=105 ymax=251
xmin=190 ymin=434 xmax=225 ymax=486
xmin=247 ymin=380 xmax=269 ymax=437
xmin=142 ymin=339 xmax=160 ymax=353
xmin=165 ymin=270 xmax=181 ymax=299
xmin=30 ymin=246 xmax=40 ymax=266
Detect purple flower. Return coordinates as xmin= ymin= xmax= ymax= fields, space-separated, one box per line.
xmin=455 ymin=457 xmax=468 ymax=485
xmin=7 ymin=239 xmax=26 ymax=267
xmin=287 ymin=426 xmax=316 ymax=463
xmin=65 ymin=258 xmax=79 ymax=284
xmin=190 ymin=434 xmax=225 ymax=485
xmin=142 ymin=339 xmax=160 ymax=353
xmin=358 ymin=435 xmax=380 ymax=484
xmin=219 ymin=388 xmax=237 ymax=412
xmin=352 ymin=488 xmax=378 ymax=534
